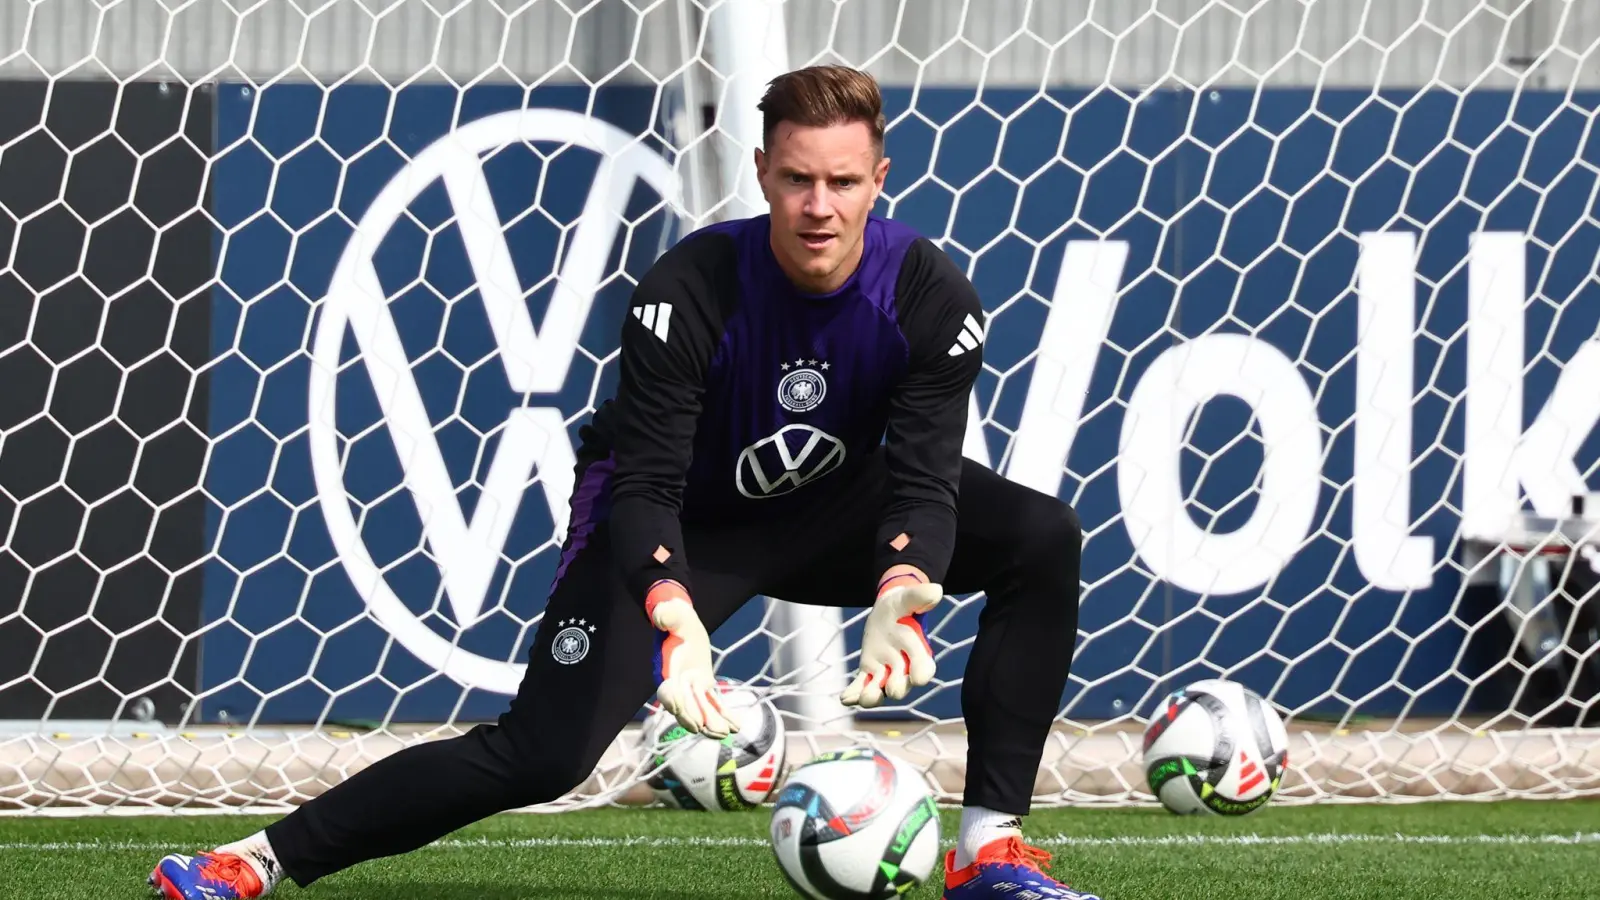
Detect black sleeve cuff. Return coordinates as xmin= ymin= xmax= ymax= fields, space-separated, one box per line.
xmin=610 ymin=494 xmax=695 ymax=605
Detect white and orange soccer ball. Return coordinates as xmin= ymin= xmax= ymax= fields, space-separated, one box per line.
xmin=1142 ymin=678 xmax=1290 ymax=816
xmin=642 ymin=678 xmax=786 ymax=811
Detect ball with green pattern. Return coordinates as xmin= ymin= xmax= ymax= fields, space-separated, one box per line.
xmin=1142 ymin=678 xmax=1290 ymax=816
xmin=643 ymin=678 xmax=786 ymax=812
xmin=769 ymin=747 xmax=941 ymax=899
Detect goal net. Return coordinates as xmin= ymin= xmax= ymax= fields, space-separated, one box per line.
xmin=3 ymin=0 xmax=1600 ymax=813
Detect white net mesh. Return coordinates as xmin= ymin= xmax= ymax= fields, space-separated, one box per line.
xmin=3 ymin=0 xmax=1600 ymax=813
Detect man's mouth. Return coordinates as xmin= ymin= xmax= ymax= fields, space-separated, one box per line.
xmin=797 ymin=231 xmax=835 ymax=251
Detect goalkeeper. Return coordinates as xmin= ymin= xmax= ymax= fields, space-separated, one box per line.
xmin=150 ymin=65 xmax=1092 ymax=900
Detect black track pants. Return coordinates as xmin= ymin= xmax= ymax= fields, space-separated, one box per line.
xmin=266 ymin=450 xmax=1081 ymax=886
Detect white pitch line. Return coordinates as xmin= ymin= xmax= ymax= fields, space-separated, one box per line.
xmin=2 ymin=832 xmax=1599 ymax=852
xmin=1031 ymin=832 xmax=1600 ymax=847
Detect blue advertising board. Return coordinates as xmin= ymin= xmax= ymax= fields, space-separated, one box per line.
xmin=202 ymin=83 xmax=1600 ymax=725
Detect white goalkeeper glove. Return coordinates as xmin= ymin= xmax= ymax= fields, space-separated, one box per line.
xmin=648 ymin=588 xmax=739 ymax=739
xmin=840 ymin=578 xmax=943 ymax=709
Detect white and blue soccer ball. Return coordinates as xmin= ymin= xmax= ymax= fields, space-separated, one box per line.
xmin=769 ymin=747 xmax=941 ymax=900
xmin=1142 ymin=678 xmax=1291 ymax=816
xmin=642 ymin=679 xmax=786 ymax=811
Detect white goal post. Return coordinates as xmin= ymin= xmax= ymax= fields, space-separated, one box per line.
xmin=3 ymin=0 xmax=1600 ymax=813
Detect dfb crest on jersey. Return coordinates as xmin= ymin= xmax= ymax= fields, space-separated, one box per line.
xmin=777 ymin=357 xmax=829 ymax=413
xmin=551 ymin=618 xmax=595 ymax=665
xmin=736 ymin=424 xmax=846 ymax=499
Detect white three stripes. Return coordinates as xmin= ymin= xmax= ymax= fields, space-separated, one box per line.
xmin=947 ymin=312 xmax=985 ymax=356
xmin=632 ymin=302 xmax=673 ymax=343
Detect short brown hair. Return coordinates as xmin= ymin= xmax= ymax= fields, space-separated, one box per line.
xmin=757 ymin=65 xmax=886 ymax=154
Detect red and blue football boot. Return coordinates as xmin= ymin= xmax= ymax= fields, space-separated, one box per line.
xmin=148 ymin=851 xmax=266 ymax=899
xmin=943 ymin=836 xmax=1103 ymax=899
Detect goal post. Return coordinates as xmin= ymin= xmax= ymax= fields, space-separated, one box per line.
xmin=4 ymin=0 xmax=1600 ymax=813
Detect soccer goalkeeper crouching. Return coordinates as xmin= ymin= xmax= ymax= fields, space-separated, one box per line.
xmin=150 ymin=64 xmax=1092 ymax=900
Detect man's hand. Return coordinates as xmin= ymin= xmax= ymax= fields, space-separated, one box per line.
xmin=841 ymin=572 xmax=943 ymax=709
xmin=647 ymin=584 xmax=738 ymax=738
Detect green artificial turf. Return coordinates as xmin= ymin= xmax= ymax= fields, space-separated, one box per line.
xmin=1 ymin=799 xmax=1596 ymax=899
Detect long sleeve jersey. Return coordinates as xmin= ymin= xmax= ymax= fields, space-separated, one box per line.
xmin=582 ymin=214 xmax=986 ymax=604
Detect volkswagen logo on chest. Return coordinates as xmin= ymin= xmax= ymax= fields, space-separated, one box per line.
xmin=736 ymin=424 xmax=846 ymax=499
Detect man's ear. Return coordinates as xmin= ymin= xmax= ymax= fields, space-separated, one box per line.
xmin=872 ymin=154 xmax=890 ymax=203
xmin=752 ymin=148 xmax=771 ymax=202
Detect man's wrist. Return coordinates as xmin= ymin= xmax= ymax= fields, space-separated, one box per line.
xmin=876 ymin=565 xmax=928 ymax=599
xmin=645 ymin=579 xmax=691 ymax=620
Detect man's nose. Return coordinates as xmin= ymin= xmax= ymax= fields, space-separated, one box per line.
xmin=803 ymin=183 xmax=833 ymax=219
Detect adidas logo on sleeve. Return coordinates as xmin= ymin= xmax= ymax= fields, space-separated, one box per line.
xmin=632 ymin=302 xmax=673 ymax=343
xmin=946 ymin=312 xmax=985 ymax=356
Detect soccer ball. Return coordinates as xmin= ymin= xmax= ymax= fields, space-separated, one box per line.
xmin=1142 ymin=678 xmax=1290 ymax=816
xmin=643 ymin=679 xmax=786 ymax=811
xmin=769 ymin=747 xmax=941 ymax=899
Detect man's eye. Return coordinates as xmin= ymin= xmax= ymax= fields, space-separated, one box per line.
xmin=788 ymin=174 xmax=808 ymax=185
xmin=834 ymin=179 xmax=856 ymax=189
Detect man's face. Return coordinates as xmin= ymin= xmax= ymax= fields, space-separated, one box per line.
xmin=755 ymin=120 xmax=889 ymax=294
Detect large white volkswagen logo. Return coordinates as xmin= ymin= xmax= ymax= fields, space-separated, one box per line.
xmin=308 ymin=110 xmax=680 ymax=694
xmin=736 ymin=424 xmax=847 ymax=499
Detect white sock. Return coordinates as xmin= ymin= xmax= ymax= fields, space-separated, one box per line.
xmin=955 ymin=806 xmax=1024 ymax=869
xmin=215 ymin=830 xmax=282 ymax=895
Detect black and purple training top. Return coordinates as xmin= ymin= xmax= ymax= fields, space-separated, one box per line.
xmin=581 ymin=214 xmax=986 ymax=604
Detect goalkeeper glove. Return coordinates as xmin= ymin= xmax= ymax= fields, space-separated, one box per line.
xmin=840 ymin=575 xmax=943 ymax=709
xmin=647 ymin=583 xmax=739 ymax=738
